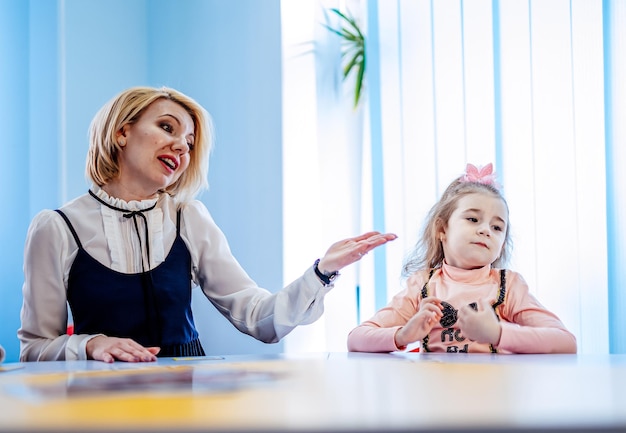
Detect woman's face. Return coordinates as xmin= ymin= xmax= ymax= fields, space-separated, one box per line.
xmin=114 ymin=98 xmax=195 ymax=200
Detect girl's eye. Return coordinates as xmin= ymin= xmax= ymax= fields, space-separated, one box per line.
xmin=467 ymin=217 xmax=478 ymax=223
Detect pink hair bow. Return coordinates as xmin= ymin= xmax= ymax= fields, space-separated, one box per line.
xmin=461 ymin=163 xmax=501 ymax=188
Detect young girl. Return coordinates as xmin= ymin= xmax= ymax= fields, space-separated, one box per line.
xmin=347 ymin=163 xmax=577 ymax=354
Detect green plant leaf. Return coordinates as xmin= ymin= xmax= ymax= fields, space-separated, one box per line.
xmin=324 ymin=8 xmax=366 ymax=109
xmin=354 ymin=59 xmax=365 ymax=108
xmin=343 ymin=52 xmax=360 ymax=77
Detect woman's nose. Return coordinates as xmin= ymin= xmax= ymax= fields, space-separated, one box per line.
xmin=171 ymin=136 xmax=189 ymax=153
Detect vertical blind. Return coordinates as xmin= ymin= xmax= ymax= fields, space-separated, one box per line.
xmin=282 ymin=0 xmax=623 ymax=354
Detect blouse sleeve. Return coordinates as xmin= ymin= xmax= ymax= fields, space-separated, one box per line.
xmin=18 ymin=210 xmax=100 ymax=361
xmin=496 ymin=271 xmax=578 ymax=354
xmin=347 ymin=273 xmax=425 ymax=352
xmin=181 ymin=201 xmax=334 ymax=343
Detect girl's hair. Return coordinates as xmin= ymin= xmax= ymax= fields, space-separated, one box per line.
xmin=85 ymin=86 xmax=214 ymax=203
xmin=401 ymin=177 xmax=512 ymax=278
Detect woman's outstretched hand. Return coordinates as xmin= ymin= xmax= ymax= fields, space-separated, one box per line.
xmin=316 ymin=231 xmax=397 ymax=274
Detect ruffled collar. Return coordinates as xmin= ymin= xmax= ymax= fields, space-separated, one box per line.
xmin=440 ymin=261 xmax=492 ymax=284
xmin=89 ymin=186 xmax=164 ymax=273
xmin=92 ymin=185 xmax=158 ymax=212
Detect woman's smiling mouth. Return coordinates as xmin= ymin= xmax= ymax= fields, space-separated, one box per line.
xmin=158 ymin=156 xmax=178 ymax=170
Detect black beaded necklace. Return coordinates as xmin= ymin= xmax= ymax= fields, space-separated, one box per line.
xmin=420 ymin=268 xmax=506 ymax=353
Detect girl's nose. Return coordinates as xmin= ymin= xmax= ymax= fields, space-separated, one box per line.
xmin=478 ymin=224 xmax=491 ymax=236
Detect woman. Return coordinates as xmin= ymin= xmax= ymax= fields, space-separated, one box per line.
xmin=19 ymin=86 xmax=396 ymax=363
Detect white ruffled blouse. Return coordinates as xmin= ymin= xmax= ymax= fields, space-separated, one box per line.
xmin=18 ymin=187 xmax=333 ymax=361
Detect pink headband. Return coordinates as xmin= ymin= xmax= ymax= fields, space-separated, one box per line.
xmin=461 ymin=163 xmax=501 ymax=189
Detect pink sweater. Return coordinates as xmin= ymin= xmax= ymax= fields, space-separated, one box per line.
xmin=347 ymin=263 xmax=577 ymax=354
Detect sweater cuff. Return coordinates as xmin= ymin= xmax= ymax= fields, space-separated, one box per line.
xmin=67 ymin=334 xmax=105 ymax=361
xmin=493 ymin=321 xmax=519 ymax=351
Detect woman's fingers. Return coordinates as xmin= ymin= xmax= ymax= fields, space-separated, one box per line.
xmin=320 ymin=232 xmax=397 ymax=271
xmin=89 ymin=336 xmax=159 ymax=363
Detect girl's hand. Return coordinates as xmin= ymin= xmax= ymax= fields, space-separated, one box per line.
xmin=86 ymin=335 xmax=160 ymax=363
xmin=316 ymin=231 xmax=397 ymax=274
xmin=458 ymin=299 xmax=502 ymax=345
xmin=394 ymin=297 xmax=443 ymax=349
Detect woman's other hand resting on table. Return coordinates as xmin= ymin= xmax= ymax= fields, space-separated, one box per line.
xmin=87 ymin=336 xmax=160 ymax=363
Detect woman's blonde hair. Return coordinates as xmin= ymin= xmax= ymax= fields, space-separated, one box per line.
xmin=401 ymin=177 xmax=512 ymax=278
xmin=86 ymin=86 xmax=213 ymax=202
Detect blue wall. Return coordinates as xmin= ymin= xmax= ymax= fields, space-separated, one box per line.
xmin=0 ymin=0 xmax=284 ymax=361
xmin=0 ymin=0 xmax=31 ymax=363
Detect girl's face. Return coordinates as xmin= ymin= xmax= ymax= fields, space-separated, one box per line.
xmin=112 ymin=98 xmax=195 ymax=200
xmin=440 ymin=192 xmax=508 ymax=270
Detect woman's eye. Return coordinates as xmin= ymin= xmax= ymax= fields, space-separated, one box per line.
xmin=187 ymin=142 xmax=195 ymax=151
xmin=160 ymin=122 xmax=173 ymax=133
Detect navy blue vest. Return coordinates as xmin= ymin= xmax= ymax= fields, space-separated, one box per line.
xmin=55 ymin=208 xmax=205 ymax=358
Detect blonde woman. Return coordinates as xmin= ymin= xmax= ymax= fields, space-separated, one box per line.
xmin=19 ymin=86 xmax=396 ymax=363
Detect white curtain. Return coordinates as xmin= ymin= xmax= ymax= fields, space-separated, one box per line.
xmin=281 ymin=0 xmax=367 ymax=352
xmin=375 ymin=0 xmax=615 ymax=355
xmin=282 ymin=0 xmax=620 ymax=354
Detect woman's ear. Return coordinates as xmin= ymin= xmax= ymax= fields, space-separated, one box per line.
xmin=116 ymin=127 xmax=127 ymax=147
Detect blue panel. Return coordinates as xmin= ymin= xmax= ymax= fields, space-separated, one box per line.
xmin=367 ymin=0 xmax=389 ymax=311
xmin=29 ymin=0 xmax=61 ymax=214
xmin=62 ymin=0 xmax=148 ymax=202
xmin=492 ymin=0 xmax=504 ymax=171
xmin=0 ymin=0 xmax=30 ymax=362
xmin=603 ymin=0 xmax=623 ymax=354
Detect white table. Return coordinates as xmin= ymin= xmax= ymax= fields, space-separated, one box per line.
xmin=0 ymin=352 xmax=624 ymax=432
